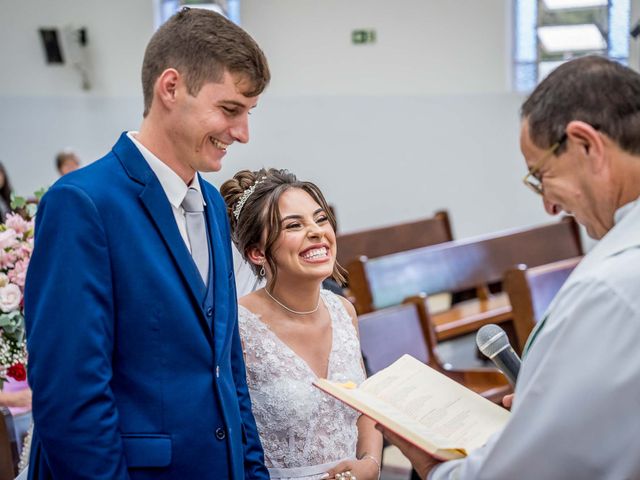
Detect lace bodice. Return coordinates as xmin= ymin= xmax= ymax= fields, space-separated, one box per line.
xmin=238 ymin=290 xmax=365 ymax=478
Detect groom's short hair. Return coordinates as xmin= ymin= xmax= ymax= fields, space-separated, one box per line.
xmin=141 ymin=7 xmax=270 ymax=117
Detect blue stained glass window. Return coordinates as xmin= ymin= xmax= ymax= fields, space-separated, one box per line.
xmin=514 ymin=0 xmax=630 ymax=92
xmin=157 ymin=0 xmax=241 ymax=28
xmin=609 ymin=0 xmax=630 ymax=60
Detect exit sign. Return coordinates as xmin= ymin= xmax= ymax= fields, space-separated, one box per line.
xmin=352 ymin=29 xmax=376 ymax=45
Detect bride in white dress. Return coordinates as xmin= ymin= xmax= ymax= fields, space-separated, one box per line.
xmin=221 ymin=169 xmax=382 ymax=480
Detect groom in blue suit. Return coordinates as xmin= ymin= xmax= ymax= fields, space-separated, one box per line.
xmin=24 ymin=9 xmax=270 ymax=479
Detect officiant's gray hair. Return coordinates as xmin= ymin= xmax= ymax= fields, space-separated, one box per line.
xmin=221 ymin=168 xmax=346 ymax=287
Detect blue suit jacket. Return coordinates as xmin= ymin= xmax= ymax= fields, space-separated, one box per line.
xmin=24 ymin=133 xmax=268 ymax=480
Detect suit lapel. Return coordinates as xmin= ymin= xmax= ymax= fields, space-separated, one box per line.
xmin=113 ymin=133 xmax=212 ymax=342
xmin=139 ymin=182 xmax=207 ymax=302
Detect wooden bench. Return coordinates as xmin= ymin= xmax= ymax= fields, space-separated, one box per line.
xmin=348 ymin=217 xmax=583 ymax=343
xmin=358 ymin=295 xmax=511 ymax=404
xmin=336 ymin=210 xmax=453 ymax=268
xmin=504 ymin=256 xmax=581 ymax=353
xmin=0 ymin=408 xmax=19 ymax=480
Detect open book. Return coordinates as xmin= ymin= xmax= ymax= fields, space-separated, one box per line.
xmin=314 ymin=355 xmax=510 ymax=461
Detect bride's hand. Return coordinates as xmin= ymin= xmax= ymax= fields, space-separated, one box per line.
xmin=323 ymin=457 xmax=379 ymax=480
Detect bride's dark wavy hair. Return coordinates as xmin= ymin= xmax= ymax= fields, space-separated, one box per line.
xmin=220 ymin=168 xmax=346 ymax=288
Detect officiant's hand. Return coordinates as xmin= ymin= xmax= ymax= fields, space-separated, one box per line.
xmin=323 ymin=456 xmax=379 ymax=480
xmin=376 ymin=424 xmax=441 ymax=479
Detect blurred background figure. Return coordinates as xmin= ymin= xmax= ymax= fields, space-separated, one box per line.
xmin=55 ymin=150 xmax=81 ymax=177
xmin=0 ymin=379 xmax=32 ymax=453
xmin=0 ymin=162 xmax=14 ymax=219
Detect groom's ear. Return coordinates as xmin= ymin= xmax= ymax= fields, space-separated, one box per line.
xmin=246 ymin=245 xmax=266 ymax=267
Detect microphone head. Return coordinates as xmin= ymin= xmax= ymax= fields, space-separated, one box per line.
xmin=476 ymin=324 xmax=510 ymax=359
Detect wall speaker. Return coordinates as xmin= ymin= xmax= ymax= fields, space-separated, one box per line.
xmin=39 ymin=28 xmax=64 ymax=64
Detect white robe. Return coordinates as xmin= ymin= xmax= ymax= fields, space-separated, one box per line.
xmin=431 ymin=199 xmax=640 ymax=480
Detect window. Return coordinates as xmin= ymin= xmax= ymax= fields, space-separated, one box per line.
xmin=156 ymin=0 xmax=241 ymax=28
xmin=513 ymin=0 xmax=630 ymax=92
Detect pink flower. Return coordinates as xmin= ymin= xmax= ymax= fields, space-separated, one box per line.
xmin=8 ymin=260 xmax=28 ymax=288
xmin=0 ymin=229 xmax=18 ymax=250
xmin=0 ymin=283 xmax=22 ymax=312
xmin=0 ymin=249 xmax=16 ymax=269
xmin=4 ymin=214 xmax=31 ymax=235
xmin=13 ymin=244 xmax=32 ymax=262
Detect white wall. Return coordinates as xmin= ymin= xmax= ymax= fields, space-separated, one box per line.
xmin=2 ymin=0 xmax=151 ymax=96
xmin=241 ymin=0 xmax=511 ymax=96
xmin=0 ymin=0 xmax=150 ymax=189
xmin=1 ymin=0 xmax=635 ymax=241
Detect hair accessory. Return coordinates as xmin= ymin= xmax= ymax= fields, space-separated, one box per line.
xmin=233 ymin=176 xmax=267 ymax=220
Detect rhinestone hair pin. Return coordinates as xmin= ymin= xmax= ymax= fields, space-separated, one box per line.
xmin=233 ymin=176 xmax=267 ymax=220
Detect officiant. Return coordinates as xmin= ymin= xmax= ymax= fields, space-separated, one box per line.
xmin=381 ymin=55 xmax=640 ymax=479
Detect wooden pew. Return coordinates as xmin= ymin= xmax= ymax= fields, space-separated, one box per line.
xmin=348 ymin=217 xmax=583 ymax=342
xmin=336 ymin=210 xmax=453 ymax=268
xmin=504 ymin=256 xmax=581 ymax=353
xmin=0 ymin=408 xmax=19 ymax=480
xmin=358 ymin=295 xmax=510 ymax=404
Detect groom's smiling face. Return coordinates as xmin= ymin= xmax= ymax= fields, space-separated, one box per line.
xmin=170 ymin=70 xmax=258 ymax=175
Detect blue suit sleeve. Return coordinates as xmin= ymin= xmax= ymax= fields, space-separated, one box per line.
xmin=25 ymin=185 xmax=129 ymax=479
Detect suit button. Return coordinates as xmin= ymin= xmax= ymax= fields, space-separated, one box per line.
xmin=206 ymin=307 xmax=213 ymax=317
xmin=215 ymin=427 xmax=226 ymax=440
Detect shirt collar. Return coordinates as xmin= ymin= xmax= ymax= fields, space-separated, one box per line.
xmin=127 ymin=131 xmax=205 ymax=208
xmin=613 ymin=197 xmax=639 ymax=225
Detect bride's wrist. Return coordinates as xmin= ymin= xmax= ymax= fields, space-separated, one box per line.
xmin=359 ymin=454 xmax=381 ymax=480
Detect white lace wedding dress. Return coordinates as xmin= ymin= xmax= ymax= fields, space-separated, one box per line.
xmin=238 ymin=289 xmax=366 ymax=480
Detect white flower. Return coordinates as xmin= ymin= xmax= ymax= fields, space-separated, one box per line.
xmin=0 ymin=284 xmax=22 ymax=313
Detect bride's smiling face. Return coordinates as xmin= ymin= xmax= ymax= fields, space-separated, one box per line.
xmin=269 ymin=188 xmax=337 ymax=283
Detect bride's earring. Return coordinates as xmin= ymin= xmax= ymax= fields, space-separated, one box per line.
xmin=259 ymin=264 xmax=266 ymax=277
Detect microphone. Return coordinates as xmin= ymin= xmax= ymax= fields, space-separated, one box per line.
xmin=476 ymin=324 xmax=521 ymax=386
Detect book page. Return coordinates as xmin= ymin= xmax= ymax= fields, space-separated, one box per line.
xmin=315 ymin=355 xmax=509 ymax=456
xmin=362 ymin=355 xmax=509 ymax=451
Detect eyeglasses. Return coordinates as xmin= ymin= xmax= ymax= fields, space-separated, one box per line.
xmin=522 ymin=134 xmax=567 ymax=195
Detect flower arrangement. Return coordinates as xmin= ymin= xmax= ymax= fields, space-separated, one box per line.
xmin=0 ymin=190 xmax=44 ymax=385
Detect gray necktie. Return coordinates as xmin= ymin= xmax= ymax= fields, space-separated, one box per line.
xmin=182 ymin=187 xmax=209 ymax=284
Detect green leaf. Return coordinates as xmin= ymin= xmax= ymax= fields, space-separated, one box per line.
xmin=34 ymin=187 xmax=47 ymax=201
xmin=10 ymin=194 xmax=26 ymax=210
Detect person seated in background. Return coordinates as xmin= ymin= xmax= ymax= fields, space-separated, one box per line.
xmin=221 ymin=168 xmax=382 ymax=480
xmin=382 ymin=55 xmax=640 ymax=480
xmin=54 ymin=150 xmax=81 ymax=176
xmin=0 ymin=162 xmax=14 ymax=219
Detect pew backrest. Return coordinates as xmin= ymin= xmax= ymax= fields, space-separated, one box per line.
xmin=504 ymin=256 xmax=581 ymax=352
xmin=336 ymin=210 xmax=453 ymax=268
xmin=358 ymin=302 xmax=432 ymax=375
xmin=0 ymin=408 xmax=18 ymax=480
xmin=348 ymin=216 xmax=583 ymax=313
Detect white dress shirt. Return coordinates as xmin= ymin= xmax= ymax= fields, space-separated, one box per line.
xmin=430 ymin=197 xmax=640 ymax=479
xmin=127 ymin=131 xmax=204 ymax=254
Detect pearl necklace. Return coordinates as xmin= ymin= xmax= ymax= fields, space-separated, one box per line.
xmin=264 ymin=288 xmax=320 ymax=315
